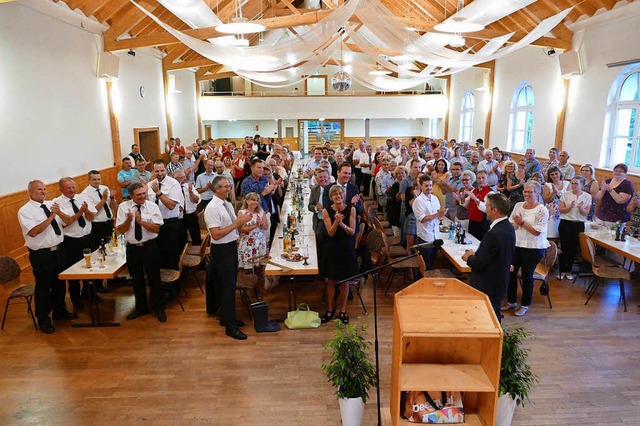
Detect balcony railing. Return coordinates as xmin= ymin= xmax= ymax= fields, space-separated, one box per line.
xmin=201 ymin=89 xmax=444 ymax=97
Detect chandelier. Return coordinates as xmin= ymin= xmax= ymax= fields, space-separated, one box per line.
xmin=215 ymin=0 xmax=265 ymax=35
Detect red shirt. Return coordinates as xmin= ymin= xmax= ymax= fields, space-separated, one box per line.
xmin=468 ymin=185 xmax=491 ymax=222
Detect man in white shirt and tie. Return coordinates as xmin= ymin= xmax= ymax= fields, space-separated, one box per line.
xmin=412 ymin=175 xmax=447 ymax=270
xmin=17 ymin=180 xmax=71 ymax=333
xmin=360 ymin=144 xmax=374 ymax=197
xmin=205 ymin=176 xmax=252 ymax=340
xmin=82 ymin=170 xmax=116 ymax=248
xmin=116 ymin=182 xmax=167 ymax=322
xmin=54 ymin=177 xmax=97 ymax=312
xmin=173 ymin=170 xmax=202 ymax=246
xmin=147 ymin=159 xmax=184 ymax=270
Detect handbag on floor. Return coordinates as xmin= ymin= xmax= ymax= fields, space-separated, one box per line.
xmin=400 ymin=391 xmax=464 ymax=423
xmin=284 ymin=304 xmax=321 ymax=329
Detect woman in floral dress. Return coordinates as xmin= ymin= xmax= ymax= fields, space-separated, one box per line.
xmin=237 ymin=192 xmax=269 ymax=275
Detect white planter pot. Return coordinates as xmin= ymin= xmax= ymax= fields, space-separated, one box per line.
xmin=496 ymin=393 xmax=518 ymax=426
xmin=339 ymin=397 xmax=364 ymax=426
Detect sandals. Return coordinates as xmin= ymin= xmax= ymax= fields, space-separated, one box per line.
xmin=338 ymin=312 xmax=349 ymax=325
xmin=321 ymin=311 xmax=335 ymax=323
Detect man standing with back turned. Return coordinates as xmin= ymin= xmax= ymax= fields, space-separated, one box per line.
xmin=462 ymin=193 xmax=515 ymax=321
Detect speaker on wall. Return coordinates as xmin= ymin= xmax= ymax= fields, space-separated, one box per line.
xmin=559 ymin=50 xmax=583 ymax=79
xmin=97 ymin=52 xmax=120 ymax=80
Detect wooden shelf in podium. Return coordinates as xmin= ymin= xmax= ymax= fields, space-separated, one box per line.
xmin=390 ymin=278 xmax=503 ymax=426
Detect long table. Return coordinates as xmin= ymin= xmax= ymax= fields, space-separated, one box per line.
xmin=59 ymin=249 xmax=127 ymax=327
xmin=439 ymin=233 xmax=481 ymax=274
xmin=585 ymin=227 xmax=640 ymax=263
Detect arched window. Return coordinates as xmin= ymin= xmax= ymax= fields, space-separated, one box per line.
xmin=459 ymin=91 xmax=475 ymax=142
xmin=508 ymin=83 xmax=534 ymax=152
xmin=604 ymin=68 xmax=640 ymax=169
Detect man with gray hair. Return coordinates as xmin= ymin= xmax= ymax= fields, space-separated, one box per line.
xmin=524 ymin=148 xmax=541 ymax=180
xmin=557 ymin=150 xmax=575 ymax=180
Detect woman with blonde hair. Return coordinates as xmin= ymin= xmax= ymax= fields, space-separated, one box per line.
xmin=579 ymin=163 xmax=598 ymax=221
xmin=237 ymin=192 xmax=269 ymax=286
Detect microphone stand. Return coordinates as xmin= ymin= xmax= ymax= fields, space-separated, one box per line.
xmin=338 ymin=249 xmax=426 ymax=426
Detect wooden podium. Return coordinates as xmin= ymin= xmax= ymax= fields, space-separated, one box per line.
xmin=390 ymin=278 xmax=503 ymax=425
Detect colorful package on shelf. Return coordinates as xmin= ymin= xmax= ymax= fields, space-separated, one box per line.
xmin=400 ymin=391 xmax=464 ymax=424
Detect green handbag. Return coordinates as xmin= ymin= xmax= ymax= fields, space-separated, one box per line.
xmin=284 ymin=304 xmax=321 ymax=329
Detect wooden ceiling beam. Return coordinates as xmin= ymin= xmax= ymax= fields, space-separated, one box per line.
xmin=105 ymin=9 xmax=333 ymax=51
xmin=103 ymin=0 xmax=158 ymax=43
xmin=165 ymin=58 xmax=216 ymax=71
xmin=279 ymin=0 xmax=301 ymax=14
xmin=162 ymin=45 xmax=191 ymax=65
xmin=94 ymin=0 xmax=129 ymax=23
xmin=198 ymin=71 xmax=237 ymax=82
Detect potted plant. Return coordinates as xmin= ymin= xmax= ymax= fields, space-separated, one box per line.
xmin=322 ymin=320 xmax=377 ymax=426
xmin=497 ymin=325 xmax=539 ymax=426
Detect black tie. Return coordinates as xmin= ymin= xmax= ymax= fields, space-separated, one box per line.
xmin=97 ymin=189 xmax=112 ymax=218
xmin=135 ymin=205 xmax=143 ymax=241
xmin=368 ymin=154 xmax=371 ymax=164
xmin=40 ymin=204 xmax=62 ymax=235
xmin=70 ymin=198 xmax=86 ymax=228
xmin=155 ymin=182 xmax=162 ymax=205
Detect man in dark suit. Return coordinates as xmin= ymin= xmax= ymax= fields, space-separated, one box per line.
xmin=462 ymin=193 xmax=515 ymax=321
xmin=322 ymin=162 xmax=363 ymax=218
xmin=307 ymin=168 xmax=331 ymax=275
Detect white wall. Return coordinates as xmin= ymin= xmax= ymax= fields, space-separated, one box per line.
xmin=448 ymin=67 xmax=490 ymax=143
xmin=0 ymin=2 xmax=112 ymax=194
xmin=112 ymin=49 xmax=168 ymax=153
xmin=491 ymin=45 xmax=563 ymax=153
xmin=168 ymin=70 xmax=198 ymax=144
xmin=562 ymin=2 xmax=640 ymax=167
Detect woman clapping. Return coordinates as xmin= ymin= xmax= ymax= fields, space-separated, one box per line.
xmin=557 ymin=177 xmax=592 ymax=280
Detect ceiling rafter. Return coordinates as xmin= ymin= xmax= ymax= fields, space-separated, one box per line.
xmin=94 ymin=0 xmax=130 ymax=23
xmin=103 ymin=0 xmax=158 ymax=42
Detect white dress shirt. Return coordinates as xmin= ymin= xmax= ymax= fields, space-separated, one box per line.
xmin=147 ymin=175 xmax=183 ymax=219
xmin=195 ymin=171 xmax=216 ymax=201
xmin=53 ymin=193 xmax=97 ymax=237
xmin=205 ymin=195 xmax=239 ymax=244
xmin=180 ymin=182 xmax=200 ymax=215
xmin=116 ymin=200 xmax=164 ymax=244
xmin=413 ymin=192 xmax=441 ymax=243
xmin=81 ymin=184 xmax=112 ymax=223
xmin=18 ymin=199 xmax=64 ymax=250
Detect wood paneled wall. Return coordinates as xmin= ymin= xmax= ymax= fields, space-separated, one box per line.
xmin=0 ymin=167 xmax=119 ymax=269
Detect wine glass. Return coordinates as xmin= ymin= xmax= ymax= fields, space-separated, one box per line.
xmin=302 ymin=246 xmax=309 ymax=266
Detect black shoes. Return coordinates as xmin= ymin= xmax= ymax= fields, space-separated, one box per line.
xmin=250 ymin=301 xmax=280 ymax=333
xmin=321 ymin=311 xmax=335 ymax=323
xmin=126 ymin=309 xmax=149 ymax=321
xmin=156 ymin=309 xmax=167 ymax=323
xmin=38 ymin=321 xmax=55 ymax=334
xmin=338 ymin=312 xmax=349 ymax=325
xmin=52 ymin=310 xmax=78 ymax=320
xmin=225 ymin=328 xmax=247 ymax=340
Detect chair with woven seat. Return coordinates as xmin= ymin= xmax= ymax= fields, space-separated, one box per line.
xmin=373 ymin=216 xmax=394 ymax=238
xmin=380 ymin=233 xmax=419 ymax=294
xmin=416 ymin=254 xmax=457 ymax=279
xmin=182 ymin=234 xmax=210 ymax=294
xmin=159 ymin=244 xmax=188 ymax=311
xmin=575 ymin=232 xmax=618 ymax=283
xmin=519 ymin=240 xmax=557 ymax=309
xmin=583 ymin=236 xmax=630 ymax=311
xmin=1 ymin=256 xmax=38 ymax=330
xmin=236 ymin=271 xmax=258 ymax=321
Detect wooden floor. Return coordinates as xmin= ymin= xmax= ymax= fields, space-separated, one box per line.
xmin=1 ymin=261 xmax=640 ymax=425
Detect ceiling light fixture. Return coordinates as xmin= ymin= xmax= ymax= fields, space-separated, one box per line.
xmin=434 ymin=0 xmax=484 ymax=33
xmin=448 ymin=34 xmax=466 ymax=48
xmin=215 ymin=0 xmax=266 ymax=35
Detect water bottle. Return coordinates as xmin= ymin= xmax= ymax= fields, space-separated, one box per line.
xmin=448 ymin=223 xmax=455 ymax=240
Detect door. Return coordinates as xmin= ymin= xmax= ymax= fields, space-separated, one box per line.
xmin=134 ymin=127 xmax=160 ymax=168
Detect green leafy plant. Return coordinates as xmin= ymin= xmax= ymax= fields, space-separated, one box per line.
xmin=499 ymin=325 xmax=539 ymax=407
xmin=322 ymin=320 xmax=377 ymax=402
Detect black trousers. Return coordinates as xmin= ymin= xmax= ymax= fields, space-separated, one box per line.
xmin=362 ymin=173 xmax=373 ymax=197
xmin=183 ymin=212 xmax=202 ymax=245
xmin=158 ymin=218 xmax=183 ymax=269
xmin=126 ymin=240 xmax=164 ymax=311
xmin=416 ymin=237 xmax=437 ymax=270
xmin=62 ymin=234 xmax=94 ymax=306
xmin=91 ymin=220 xmax=114 ymax=249
xmin=508 ymin=247 xmax=544 ymax=307
xmin=29 ymin=245 xmax=67 ymax=322
xmin=558 ymin=219 xmax=584 ymax=272
xmin=206 ymin=241 xmax=238 ymax=328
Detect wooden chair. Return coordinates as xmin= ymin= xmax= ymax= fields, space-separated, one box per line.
xmin=416 ymin=254 xmax=456 ymax=279
xmin=575 ymin=232 xmax=617 ymax=283
xmin=583 ymin=236 xmax=630 ymax=311
xmin=521 ymin=240 xmax=557 ymax=309
xmin=1 ymin=256 xmax=37 ymax=330
xmin=236 ymin=271 xmax=257 ymax=321
xmin=182 ymin=234 xmax=210 ymax=294
xmin=159 ymin=244 xmax=188 ymax=311
xmin=380 ymin=233 xmax=419 ymax=295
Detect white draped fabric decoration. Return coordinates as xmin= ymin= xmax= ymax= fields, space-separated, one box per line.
xmin=131 ymin=0 xmax=571 ymax=90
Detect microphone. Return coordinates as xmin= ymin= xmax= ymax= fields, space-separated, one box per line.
xmin=411 ymin=239 xmax=444 ymax=250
